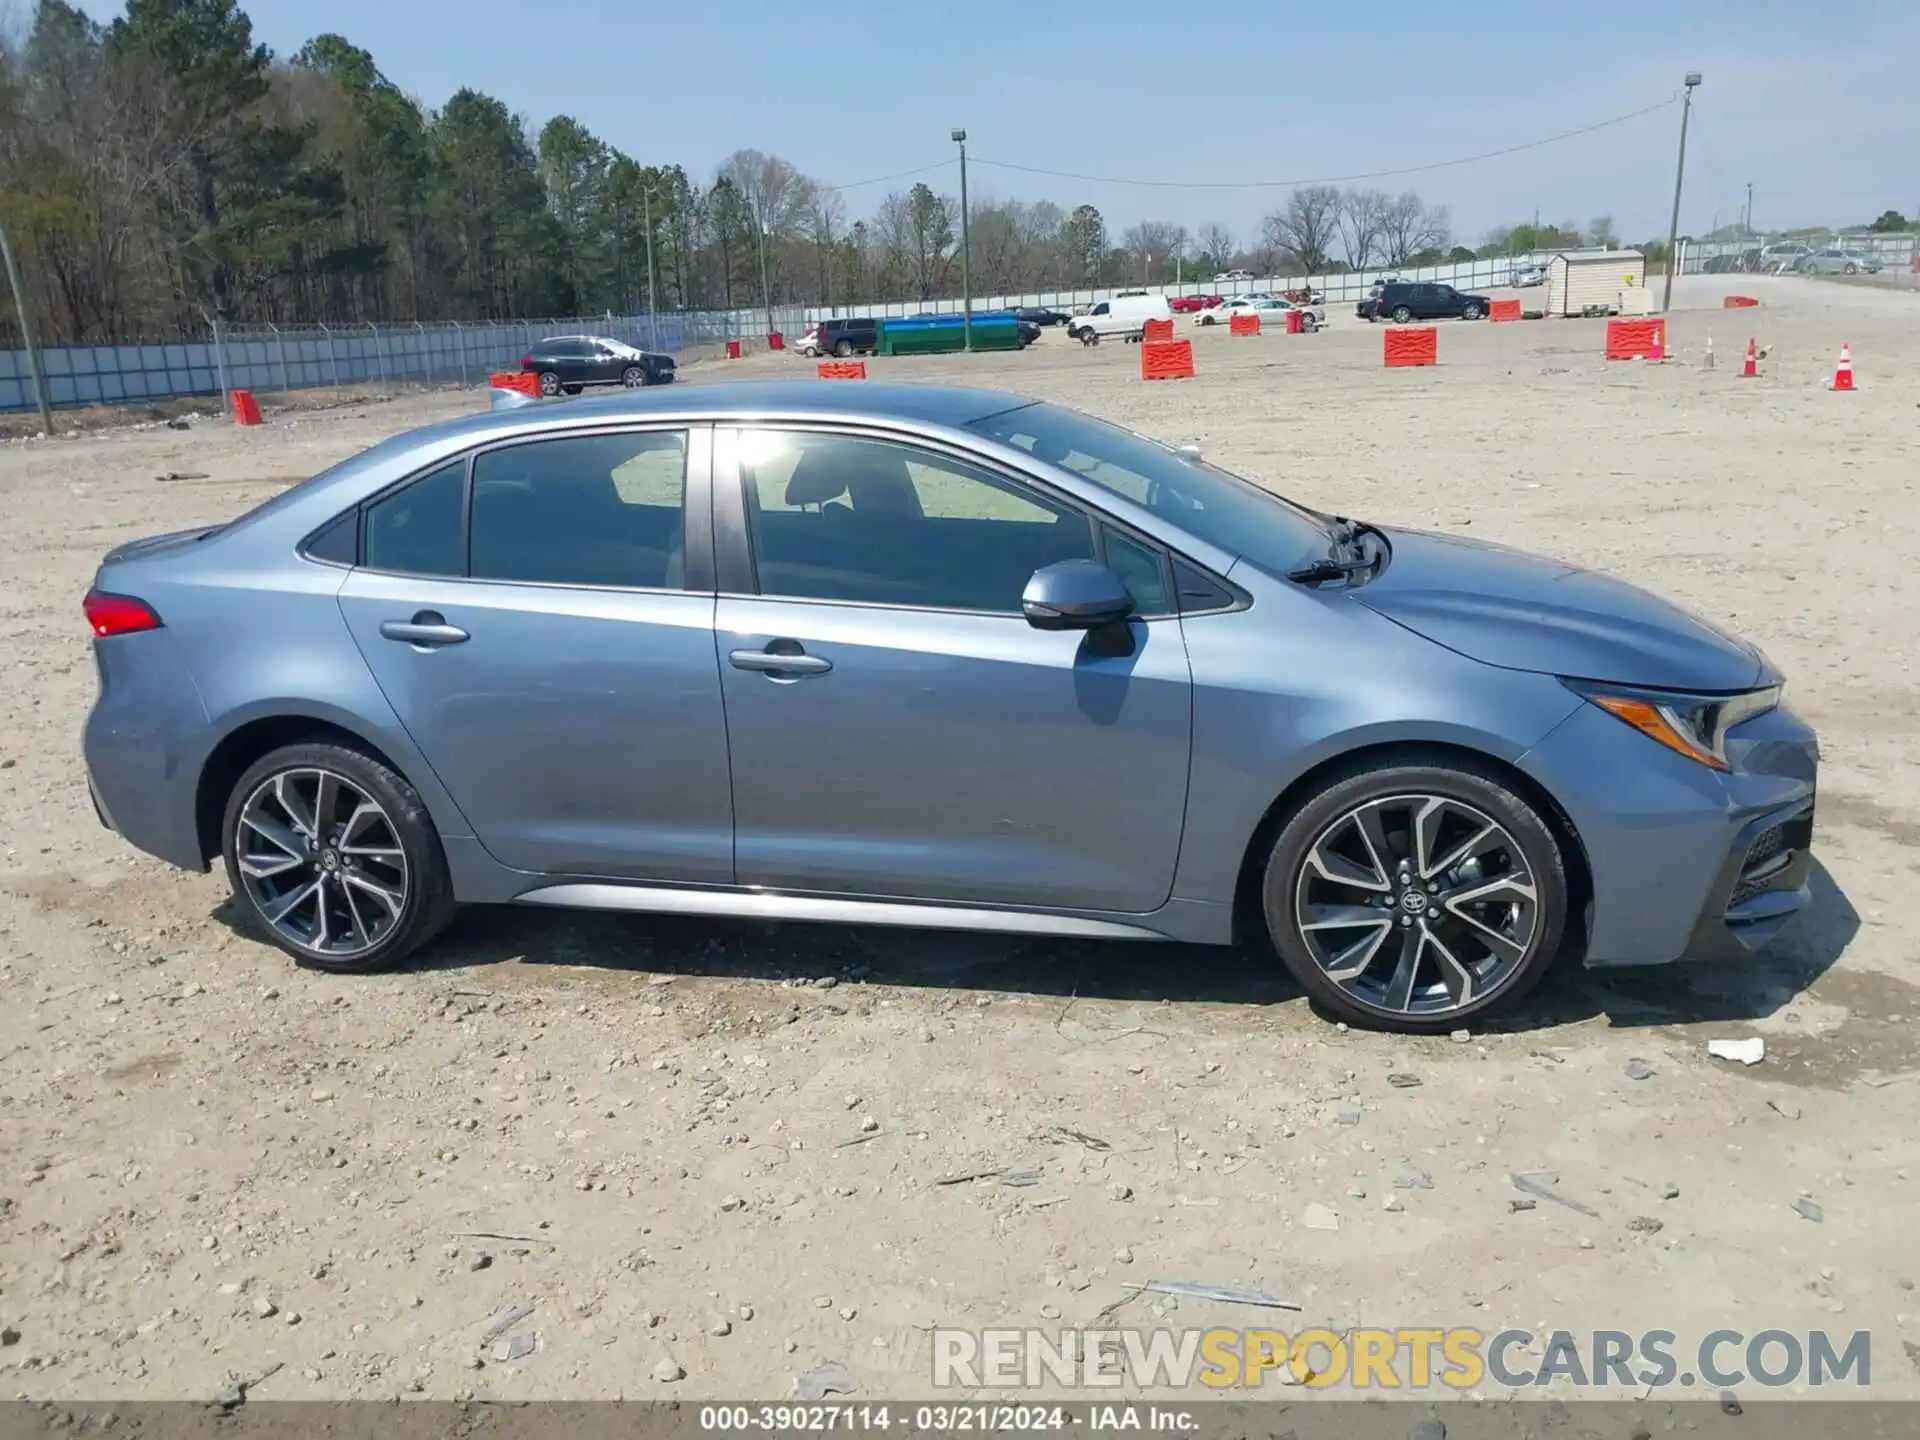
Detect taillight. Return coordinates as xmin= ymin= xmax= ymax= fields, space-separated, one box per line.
xmin=521 ymin=353 xmax=533 ymax=369
xmin=83 ymin=589 xmax=162 ymax=638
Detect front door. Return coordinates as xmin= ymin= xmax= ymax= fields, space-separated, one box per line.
xmin=337 ymin=425 xmax=734 ymax=882
xmin=714 ymin=427 xmax=1192 ymax=913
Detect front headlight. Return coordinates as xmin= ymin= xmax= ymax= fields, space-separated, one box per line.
xmin=1564 ymin=680 xmax=1781 ymax=771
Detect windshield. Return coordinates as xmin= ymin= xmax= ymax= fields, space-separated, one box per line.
xmin=969 ymin=402 xmax=1333 ymax=576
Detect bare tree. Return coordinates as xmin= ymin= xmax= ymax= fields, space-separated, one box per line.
xmin=1588 ymin=214 xmax=1620 ymax=249
xmin=1337 ymin=188 xmax=1388 ymax=271
xmin=872 ymin=182 xmax=955 ymax=299
xmin=1196 ymin=221 xmax=1234 ymax=271
xmin=1378 ymin=191 xmax=1451 ymax=266
xmin=1268 ymin=185 xmax=1340 ymax=275
xmin=1122 ymin=219 xmax=1184 ymax=284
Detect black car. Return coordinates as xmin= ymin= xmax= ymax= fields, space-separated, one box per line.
xmin=1356 ymin=281 xmax=1491 ymax=323
xmin=819 ymin=317 xmax=881 ymax=358
xmin=521 ymin=336 xmax=675 ymax=395
xmin=1015 ymin=306 xmax=1069 ymax=327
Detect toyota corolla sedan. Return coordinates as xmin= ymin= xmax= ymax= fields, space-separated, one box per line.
xmin=81 ymin=383 xmax=1817 ymax=1031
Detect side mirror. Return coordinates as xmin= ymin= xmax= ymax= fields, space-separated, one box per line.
xmin=1022 ymin=560 xmax=1135 ymax=632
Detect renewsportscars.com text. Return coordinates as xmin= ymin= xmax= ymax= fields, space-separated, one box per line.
xmin=932 ymin=1327 xmax=1872 ymax=1391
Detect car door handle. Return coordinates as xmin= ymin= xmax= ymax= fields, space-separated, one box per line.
xmin=379 ymin=612 xmax=469 ymax=648
xmin=729 ymin=646 xmax=831 ymax=677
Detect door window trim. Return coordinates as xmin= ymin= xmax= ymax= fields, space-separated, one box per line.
xmin=302 ymin=422 xmax=715 ymax=594
xmin=711 ymin=421 xmax=1238 ymax=620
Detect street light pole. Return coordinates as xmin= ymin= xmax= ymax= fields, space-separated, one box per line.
xmin=756 ymin=217 xmax=774 ymax=343
xmin=1745 ymin=182 xmax=1754 ymax=235
xmin=642 ymin=184 xmax=659 ymax=352
xmin=952 ymin=128 xmax=972 ymax=352
xmin=0 ymin=217 xmax=54 ymax=437
xmin=1661 ymin=71 xmax=1702 ymax=314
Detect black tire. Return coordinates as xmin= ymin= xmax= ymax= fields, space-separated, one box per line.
xmin=221 ymin=740 xmax=457 ymax=974
xmin=536 ymin=371 xmax=561 ymax=396
xmin=1391 ymin=305 xmax=1413 ymax=324
xmin=1260 ymin=757 xmax=1569 ymax=1032
xmin=833 ymin=339 xmax=854 ymax=358
xmin=1843 ymin=263 xmax=1857 ymax=276
xmin=621 ymin=365 xmax=648 ymax=388
xmin=1461 ymin=303 xmax=1484 ymax=320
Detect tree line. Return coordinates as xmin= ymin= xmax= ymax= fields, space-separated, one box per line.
xmin=4 ymin=0 xmax=1662 ymax=347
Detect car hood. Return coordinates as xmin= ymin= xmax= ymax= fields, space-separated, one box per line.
xmin=1356 ymin=528 xmax=1769 ymax=691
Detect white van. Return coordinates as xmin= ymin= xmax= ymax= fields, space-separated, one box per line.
xmin=1067 ymin=292 xmax=1173 ymax=346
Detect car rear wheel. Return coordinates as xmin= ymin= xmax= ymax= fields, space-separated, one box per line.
xmin=1843 ymin=263 xmax=1857 ymax=275
xmin=621 ymin=365 xmax=648 ymax=387
xmin=1261 ymin=759 xmax=1568 ymax=1032
xmin=536 ymin=371 xmax=561 ymax=396
xmin=1391 ymin=305 xmax=1413 ymax=324
xmin=1461 ymin=302 xmax=1484 ymax=320
xmin=222 ymin=741 xmax=457 ymax=974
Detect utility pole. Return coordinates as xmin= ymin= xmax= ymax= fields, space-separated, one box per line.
xmin=1745 ymin=182 xmax=1754 ymax=235
xmin=952 ymin=129 xmax=972 ymax=351
xmin=642 ymin=184 xmax=659 ymax=352
xmin=1662 ymin=71 xmax=1702 ymax=314
xmin=0 ymin=218 xmax=54 ymax=437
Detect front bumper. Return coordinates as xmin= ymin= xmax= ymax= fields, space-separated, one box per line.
xmin=1520 ymin=697 xmax=1819 ymax=967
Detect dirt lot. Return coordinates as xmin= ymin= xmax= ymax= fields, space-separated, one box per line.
xmin=2 ymin=274 xmax=1918 ymax=1406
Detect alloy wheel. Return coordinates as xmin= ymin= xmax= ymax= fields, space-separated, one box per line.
xmin=1292 ymin=794 xmax=1538 ymax=1018
xmin=234 ymin=768 xmax=409 ymax=960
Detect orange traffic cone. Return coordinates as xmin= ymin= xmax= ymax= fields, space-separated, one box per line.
xmin=1740 ymin=338 xmax=1758 ymax=379
xmin=1829 ymin=343 xmax=1854 ymax=392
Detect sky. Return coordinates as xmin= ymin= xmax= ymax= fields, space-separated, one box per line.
xmin=64 ymin=0 xmax=1920 ymax=246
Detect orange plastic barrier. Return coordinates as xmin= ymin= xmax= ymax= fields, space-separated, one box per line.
xmin=1228 ymin=313 xmax=1260 ymax=336
xmin=1140 ymin=339 xmax=1195 ymax=381
xmin=725 ymin=339 xmax=743 ymax=359
xmin=489 ymin=371 xmax=540 ymax=397
xmin=230 ymin=389 xmax=263 ymax=425
xmin=816 ymin=361 xmax=867 ymax=380
xmin=1604 ymin=319 xmax=1666 ymax=360
xmin=1382 ymin=327 xmax=1437 ymax=368
xmin=1489 ymin=299 xmax=1522 ymax=322
xmin=1141 ymin=318 xmax=1174 ymax=343
xmin=1723 ymin=295 xmax=1759 ymax=308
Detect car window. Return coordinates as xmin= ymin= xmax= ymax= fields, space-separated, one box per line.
xmin=364 ymin=460 xmax=466 ymax=577
xmin=739 ymin=430 xmax=1094 ymax=612
xmin=970 ymin=402 xmax=1331 ymax=580
xmin=1102 ymin=525 xmax=1172 ymax=617
xmin=469 ymin=430 xmax=689 ymax=589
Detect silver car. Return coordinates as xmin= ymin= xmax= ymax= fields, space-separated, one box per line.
xmin=1800 ymin=247 xmax=1878 ymax=275
xmin=81 ymin=383 xmax=1818 ymax=1032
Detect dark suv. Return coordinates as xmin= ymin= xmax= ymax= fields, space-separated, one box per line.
xmin=819 ymin=317 xmax=881 ymax=357
xmin=521 ymin=336 xmax=675 ymax=395
xmin=1357 ymin=282 xmax=1490 ymax=323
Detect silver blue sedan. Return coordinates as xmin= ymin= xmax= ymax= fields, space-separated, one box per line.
xmin=81 ymin=383 xmax=1817 ymax=1031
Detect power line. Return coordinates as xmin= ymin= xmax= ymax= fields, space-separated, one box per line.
xmin=966 ymin=95 xmax=1680 ymax=191
xmin=820 ymin=159 xmax=956 ymax=193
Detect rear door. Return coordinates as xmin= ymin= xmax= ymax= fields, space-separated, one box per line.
xmin=337 ymin=425 xmax=734 ymax=883
xmin=711 ymin=425 xmax=1192 ymax=913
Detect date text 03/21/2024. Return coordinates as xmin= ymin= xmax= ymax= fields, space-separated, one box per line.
xmin=697 ymin=1406 xmax=1195 ymax=1432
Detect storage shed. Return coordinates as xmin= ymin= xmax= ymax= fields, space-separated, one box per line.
xmin=1544 ymin=249 xmax=1647 ymax=317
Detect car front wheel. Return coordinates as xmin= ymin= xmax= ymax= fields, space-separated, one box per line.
xmin=1461 ymin=303 xmax=1483 ymax=320
xmin=222 ymin=741 xmax=457 ymax=974
xmin=1261 ymin=759 xmax=1568 ymax=1032
xmin=621 ymin=365 xmax=648 ymax=387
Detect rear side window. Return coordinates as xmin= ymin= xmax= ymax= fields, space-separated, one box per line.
xmin=470 ymin=431 xmax=689 ymax=589
xmin=364 ymin=460 xmax=466 ymax=577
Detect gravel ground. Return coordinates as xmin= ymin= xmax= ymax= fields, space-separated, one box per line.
xmin=1 ymin=274 xmax=1917 ymax=1406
